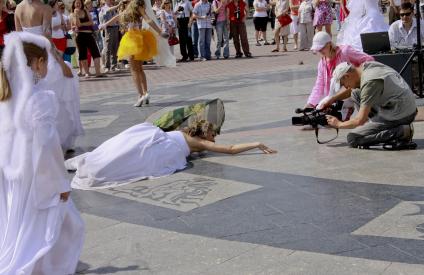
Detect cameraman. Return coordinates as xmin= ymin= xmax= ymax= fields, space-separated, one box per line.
xmin=324 ymin=62 xmax=417 ymax=149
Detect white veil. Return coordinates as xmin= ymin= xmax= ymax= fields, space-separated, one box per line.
xmin=337 ymin=0 xmax=388 ymax=51
xmin=143 ymin=0 xmax=176 ymax=67
xmin=0 ymin=32 xmax=49 ymax=129
xmin=0 ymin=32 xmax=51 ymax=165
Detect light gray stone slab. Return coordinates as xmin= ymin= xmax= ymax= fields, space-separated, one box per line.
xmin=383 ymin=262 xmax=424 ymax=275
xmin=81 ymin=115 xmax=119 ymax=130
xmin=353 ymin=201 xmax=424 ymax=241
xmin=102 ymin=94 xmax=176 ymax=106
xmin=96 ymin=173 xmax=261 ymax=212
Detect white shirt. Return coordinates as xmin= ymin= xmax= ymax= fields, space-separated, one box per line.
xmin=388 ymin=18 xmax=424 ymax=48
xmin=253 ymin=0 xmax=268 ymax=17
xmin=174 ymin=0 xmax=193 ymax=18
xmin=52 ymin=12 xmax=65 ymax=39
xmin=299 ymin=0 xmax=313 ymax=23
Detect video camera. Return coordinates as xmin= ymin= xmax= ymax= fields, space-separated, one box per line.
xmin=292 ymin=101 xmax=344 ymax=144
xmin=291 ymin=101 xmax=343 ymax=128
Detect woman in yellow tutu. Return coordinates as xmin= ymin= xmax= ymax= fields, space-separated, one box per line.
xmin=101 ymin=0 xmax=170 ymax=107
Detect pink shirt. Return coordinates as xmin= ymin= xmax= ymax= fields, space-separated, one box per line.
xmin=307 ymin=45 xmax=374 ymax=106
xmin=213 ymin=0 xmax=227 ymax=22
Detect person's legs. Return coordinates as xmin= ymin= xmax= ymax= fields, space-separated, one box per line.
xmin=80 ymin=60 xmax=89 ymax=75
xmin=86 ymin=33 xmax=102 ymax=75
xmin=324 ymin=24 xmax=331 ymax=36
xmin=94 ymin=58 xmax=102 ymax=76
xmin=290 ymin=15 xmax=299 ymax=50
xmin=110 ymin=28 xmax=120 ymax=69
xmin=334 ymin=3 xmax=341 ymax=31
xmin=273 ymin=20 xmax=281 ymax=51
xmin=231 ymin=22 xmax=242 ymax=56
xmin=191 ymin=23 xmax=199 ymax=58
xmin=104 ymin=28 xmax=112 ymax=70
xmin=129 ymin=58 xmax=144 ymax=97
xmin=204 ymin=27 xmax=212 ymax=59
xmin=316 ymin=25 xmax=323 ymax=32
xmin=178 ymin=18 xmax=189 ymax=60
xmin=255 ymin=30 xmax=260 ymax=45
xmin=198 ymin=27 xmax=206 ymax=59
xmin=306 ymin=22 xmax=314 ymax=49
xmin=347 ymin=113 xmax=417 ymax=147
xmin=239 ymin=22 xmax=251 ymax=56
xmin=298 ymin=23 xmax=306 ymax=50
xmin=222 ymin=22 xmax=230 ymax=58
xmin=215 ymin=21 xmax=224 ymax=58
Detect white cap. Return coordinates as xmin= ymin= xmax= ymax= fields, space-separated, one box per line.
xmin=311 ymin=31 xmax=332 ymax=52
xmin=332 ymin=62 xmax=352 ymax=85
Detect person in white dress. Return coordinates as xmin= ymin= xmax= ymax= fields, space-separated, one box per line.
xmin=337 ymin=0 xmax=389 ymax=51
xmin=65 ymin=120 xmax=277 ymax=190
xmin=14 ymin=0 xmax=84 ymax=152
xmin=0 ymin=31 xmax=84 ymax=275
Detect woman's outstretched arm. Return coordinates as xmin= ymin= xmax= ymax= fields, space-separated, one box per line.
xmin=187 ymin=136 xmax=277 ymax=155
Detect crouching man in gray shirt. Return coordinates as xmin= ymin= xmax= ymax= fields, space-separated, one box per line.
xmin=323 ymin=61 xmax=417 ymax=149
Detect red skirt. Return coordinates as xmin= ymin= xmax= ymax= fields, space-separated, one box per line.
xmin=52 ymin=37 xmax=67 ymax=52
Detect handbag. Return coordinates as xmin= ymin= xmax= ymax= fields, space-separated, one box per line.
xmin=211 ymin=12 xmax=218 ymax=26
xmin=64 ymin=33 xmax=76 ymax=55
xmin=168 ymin=33 xmax=179 ymax=46
xmin=277 ymin=14 xmax=292 ymax=27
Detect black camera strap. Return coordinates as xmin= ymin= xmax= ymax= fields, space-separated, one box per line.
xmin=314 ymin=127 xmax=339 ymax=144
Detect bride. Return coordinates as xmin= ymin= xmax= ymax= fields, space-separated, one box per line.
xmin=0 ymin=31 xmax=84 ymax=274
xmin=65 ymin=120 xmax=276 ymax=190
xmin=337 ymin=0 xmax=389 ymax=51
xmin=14 ymin=0 xmax=84 ymax=151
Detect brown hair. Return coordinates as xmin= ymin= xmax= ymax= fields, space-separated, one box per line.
xmin=183 ymin=120 xmax=217 ymax=138
xmin=120 ymin=0 xmax=145 ymax=26
xmin=23 ymin=42 xmax=48 ymax=67
xmin=0 ymin=42 xmax=48 ymax=102
xmin=161 ymin=0 xmax=170 ymax=9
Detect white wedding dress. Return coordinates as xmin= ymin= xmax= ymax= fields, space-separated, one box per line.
xmin=0 ymin=32 xmax=84 ymax=274
xmin=337 ymin=0 xmax=389 ymax=51
xmin=65 ymin=123 xmax=190 ymax=190
xmin=22 ymin=25 xmax=84 ymax=151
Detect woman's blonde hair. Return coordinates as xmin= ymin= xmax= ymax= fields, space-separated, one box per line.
xmin=120 ymin=0 xmax=145 ymax=26
xmin=0 ymin=42 xmax=48 ymax=102
xmin=183 ymin=120 xmax=217 ymax=138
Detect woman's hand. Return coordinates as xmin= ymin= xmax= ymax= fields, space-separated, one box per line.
xmin=258 ymin=143 xmax=277 ymax=154
xmin=60 ymin=191 xmax=71 ymax=202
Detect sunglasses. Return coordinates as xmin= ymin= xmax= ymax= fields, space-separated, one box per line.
xmin=400 ymin=12 xmax=412 ymax=17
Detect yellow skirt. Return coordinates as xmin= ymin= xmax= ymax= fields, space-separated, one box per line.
xmin=117 ymin=29 xmax=158 ymax=61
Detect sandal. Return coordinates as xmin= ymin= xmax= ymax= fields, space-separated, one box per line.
xmin=95 ymin=74 xmax=107 ymax=78
xmin=271 ymin=49 xmax=279 ymax=52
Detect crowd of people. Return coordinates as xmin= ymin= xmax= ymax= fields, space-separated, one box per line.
xmin=0 ymin=0 xmax=423 ymax=273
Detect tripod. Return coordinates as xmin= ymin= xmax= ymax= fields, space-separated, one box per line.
xmin=399 ymin=0 xmax=424 ymax=98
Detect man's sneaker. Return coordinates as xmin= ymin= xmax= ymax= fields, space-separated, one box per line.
xmin=383 ymin=140 xmax=417 ymax=150
xmin=404 ymin=123 xmax=414 ymax=142
xmin=383 ymin=124 xmax=416 ymax=150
